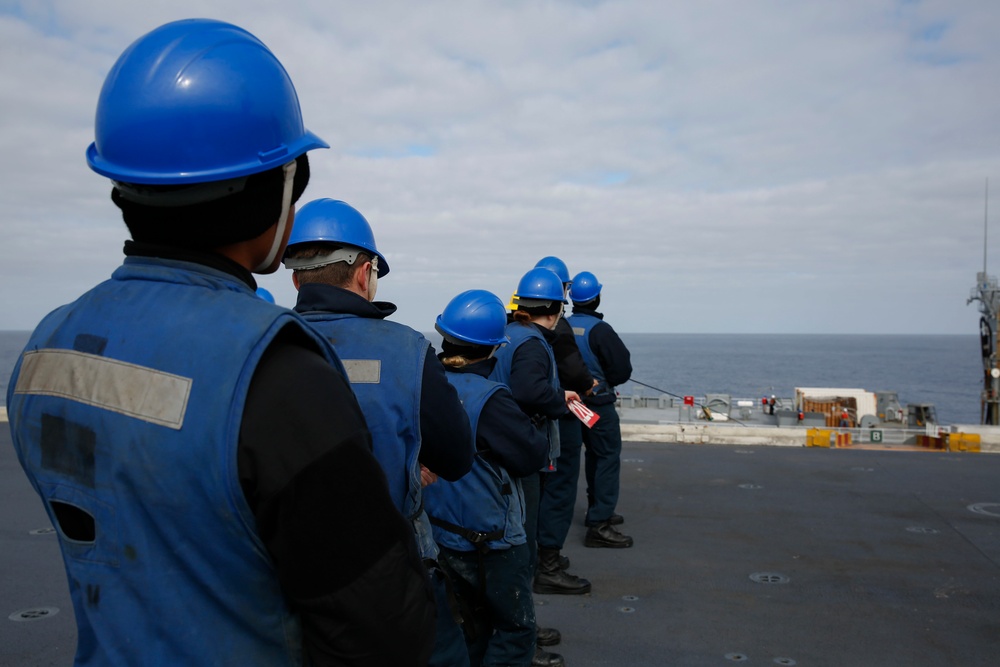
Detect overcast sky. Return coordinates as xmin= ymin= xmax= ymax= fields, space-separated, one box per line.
xmin=2 ymin=0 xmax=999 ymax=334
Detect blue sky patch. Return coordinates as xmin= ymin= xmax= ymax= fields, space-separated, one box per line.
xmin=919 ymin=21 xmax=949 ymax=43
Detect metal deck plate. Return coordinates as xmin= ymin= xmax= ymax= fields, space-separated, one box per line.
xmin=3 ymin=431 xmax=1000 ymax=665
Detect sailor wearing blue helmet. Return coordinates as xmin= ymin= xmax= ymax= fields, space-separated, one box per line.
xmin=425 ymin=289 xmax=549 ymax=667
xmin=7 ymin=19 xmax=434 ymax=666
xmin=491 ymin=266 xmax=585 ymax=667
xmin=283 ymin=198 xmax=475 ymax=667
xmin=568 ymin=271 xmax=634 ymax=548
xmin=531 ymin=257 xmax=600 ymax=604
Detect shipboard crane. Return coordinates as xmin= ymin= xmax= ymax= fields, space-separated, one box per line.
xmin=967 ymin=178 xmax=1000 ymax=424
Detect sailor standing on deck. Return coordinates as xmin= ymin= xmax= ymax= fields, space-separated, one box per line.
xmin=567 ymin=271 xmax=634 ymax=548
xmin=6 ymin=19 xmax=435 ymax=666
xmin=424 ymin=289 xmax=550 ymax=667
xmin=532 ymin=257 xmax=598 ymax=597
xmin=282 ymin=198 xmax=475 ymax=667
xmin=492 ymin=267 xmax=581 ymax=667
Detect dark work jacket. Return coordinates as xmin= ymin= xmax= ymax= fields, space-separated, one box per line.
xmin=445 ymin=357 xmax=549 ymax=477
xmin=499 ymin=323 xmax=568 ymax=421
xmin=542 ymin=317 xmax=596 ymax=395
xmin=106 ymin=242 xmax=437 ymax=666
xmin=294 ymin=282 xmax=473 ymax=483
xmin=569 ymin=306 xmax=633 ymax=406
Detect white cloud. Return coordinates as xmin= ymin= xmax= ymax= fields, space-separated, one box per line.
xmin=2 ymin=0 xmax=999 ymax=333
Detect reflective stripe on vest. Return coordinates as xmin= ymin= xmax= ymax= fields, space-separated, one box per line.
xmin=7 ymin=257 xmax=339 ymax=665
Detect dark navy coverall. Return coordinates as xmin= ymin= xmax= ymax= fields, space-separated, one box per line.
xmin=568 ymin=306 xmax=632 ymax=526
xmin=537 ymin=317 xmax=596 ymax=551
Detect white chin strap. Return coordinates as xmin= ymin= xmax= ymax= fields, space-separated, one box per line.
xmin=367 ymin=261 xmax=378 ymax=301
xmin=254 ymin=160 xmax=297 ymax=272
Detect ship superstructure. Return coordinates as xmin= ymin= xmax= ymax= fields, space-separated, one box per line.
xmin=967 ymin=180 xmax=999 ymax=424
xmin=968 ymin=272 xmax=1000 ymax=424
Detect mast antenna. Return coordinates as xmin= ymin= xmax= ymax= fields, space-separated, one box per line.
xmin=985 ymin=178 xmax=990 ymax=275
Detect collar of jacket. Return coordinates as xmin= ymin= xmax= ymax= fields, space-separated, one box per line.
xmin=123 ymin=240 xmax=256 ymax=289
xmin=293 ymin=281 xmax=397 ymax=319
xmin=572 ymin=306 xmax=604 ymax=320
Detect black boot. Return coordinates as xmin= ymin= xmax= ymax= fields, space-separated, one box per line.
xmin=536 ymin=625 xmax=561 ymax=646
xmin=534 ymin=548 xmax=591 ymax=595
xmin=584 ymin=521 xmax=633 ymax=548
xmin=532 ymin=646 xmax=565 ymax=667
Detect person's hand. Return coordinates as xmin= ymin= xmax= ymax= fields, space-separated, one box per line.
xmin=564 ymin=390 xmax=581 ymax=404
xmin=420 ymin=465 xmax=438 ymax=487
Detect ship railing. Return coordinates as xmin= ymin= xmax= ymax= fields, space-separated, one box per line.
xmin=617 ymin=394 xmax=944 ymax=440
xmin=618 ymin=394 xmax=673 ymax=410
xmin=616 ymin=393 xmax=791 ymax=414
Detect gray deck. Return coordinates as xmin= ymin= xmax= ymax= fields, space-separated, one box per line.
xmin=3 ymin=427 xmax=1000 ymax=666
xmin=2 ymin=426 xmax=76 ymax=666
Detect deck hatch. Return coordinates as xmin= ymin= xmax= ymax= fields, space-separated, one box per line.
xmin=9 ymin=607 xmax=59 ymax=622
xmin=967 ymin=502 xmax=1000 ymax=517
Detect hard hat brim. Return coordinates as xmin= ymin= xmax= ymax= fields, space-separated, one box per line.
xmin=87 ymin=131 xmax=329 ymax=185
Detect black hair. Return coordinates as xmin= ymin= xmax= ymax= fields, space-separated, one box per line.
xmin=112 ymin=154 xmax=311 ymax=250
xmin=515 ymin=301 xmax=562 ymax=318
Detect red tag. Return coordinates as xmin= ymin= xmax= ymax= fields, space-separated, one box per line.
xmin=568 ymin=399 xmax=600 ymax=428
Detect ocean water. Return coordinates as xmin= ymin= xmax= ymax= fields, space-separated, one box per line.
xmin=616 ymin=333 xmax=983 ymax=426
xmin=0 ymin=331 xmax=984 ymax=425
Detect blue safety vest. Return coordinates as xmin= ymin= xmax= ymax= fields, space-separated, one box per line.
xmin=6 ymin=257 xmax=339 ymax=666
xmin=490 ymin=322 xmax=561 ymax=468
xmin=424 ymin=372 xmax=525 ymax=551
xmin=567 ymin=313 xmax=611 ymax=398
xmin=297 ymin=312 xmax=438 ymax=559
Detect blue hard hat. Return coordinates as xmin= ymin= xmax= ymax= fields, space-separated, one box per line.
xmin=515 ymin=267 xmax=567 ymax=303
xmin=86 ymin=19 xmax=328 ymax=185
xmin=436 ymin=290 xmax=508 ymax=346
xmin=569 ymin=271 xmax=602 ymax=302
xmin=255 ymin=287 xmax=276 ymax=303
xmin=534 ymin=256 xmax=571 ymax=284
xmin=284 ymin=199 xmax=389 ymax=277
